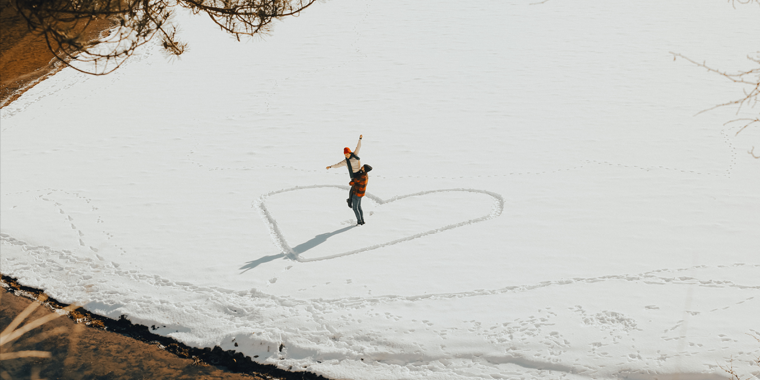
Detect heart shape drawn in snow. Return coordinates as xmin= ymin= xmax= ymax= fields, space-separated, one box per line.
xmin=254 ymin=185 xmax=504 ymax=262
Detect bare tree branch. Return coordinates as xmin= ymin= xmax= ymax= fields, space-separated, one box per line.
xmin=670 ymin=52 xmax=760 ymax=116
xmin=671 ymin=51 xmax=760 ymax=154
xmin=728 ymin=0 xmax=760 ymax=8
xmin=10 ymin=0 xmax=318 ymax=75
xmin=666 ymin=1 xmax=760 ymax=163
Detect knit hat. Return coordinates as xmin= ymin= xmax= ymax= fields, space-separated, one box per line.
xmin=363 ymin=164 xmax=373 ymax=173
xmin=344 ymin=147 xmax=351 ymax=154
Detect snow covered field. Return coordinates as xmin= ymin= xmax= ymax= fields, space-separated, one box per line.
xmin=2 ymin=0 xmax=760 ymax=378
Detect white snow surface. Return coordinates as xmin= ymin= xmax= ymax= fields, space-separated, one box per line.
xmin=2 ymin=0 xmax=760 ymax=379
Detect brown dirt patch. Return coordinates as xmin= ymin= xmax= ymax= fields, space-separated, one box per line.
xmin=0 ymin=1 xmax=62 ymax=108
xmin=0 ymin=289 xmax=262 ymax=379
xmin=0 ymin=0 xmax=115 ymax=107
xmin=1 ymin=274 xmax=332 ymax=380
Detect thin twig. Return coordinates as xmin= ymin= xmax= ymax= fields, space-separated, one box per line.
xmin=0 ymin=295 xmax=46 ymax=340
xmin=0 ymin=299 xmax=78 ymax=347
xmin=724 ymin=118 xmax=760 ymax=136
xmin=0 ymin=351 xmax=52 ymax=360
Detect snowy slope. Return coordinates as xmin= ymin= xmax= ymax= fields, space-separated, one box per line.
xmin=2 ymin=0 xmax=760 ymax=379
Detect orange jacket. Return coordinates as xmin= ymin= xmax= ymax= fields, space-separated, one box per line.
xmin=349 ymin=172 xmax=368 ymax=197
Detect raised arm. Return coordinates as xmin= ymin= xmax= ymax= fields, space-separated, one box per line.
xmin=354 ymin=135 xmax=363 ymax=155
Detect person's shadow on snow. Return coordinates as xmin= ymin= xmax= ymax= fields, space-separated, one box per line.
xmin=239 ymin=225 xmax=355 ymax=273
xmin=291 ymin=225 xmax=355 ymax=254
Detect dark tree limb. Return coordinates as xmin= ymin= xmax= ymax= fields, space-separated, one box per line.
xmin=10 ymin=0 xmax=318 ymax=75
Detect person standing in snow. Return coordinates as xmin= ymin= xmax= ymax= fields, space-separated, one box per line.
xmin=326 ymin=135 xmax=363 ymax=179
xmin=349 ymin=165 xmax=372 ymax=225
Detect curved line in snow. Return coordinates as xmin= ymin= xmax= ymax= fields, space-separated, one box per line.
xmin=253 ymin=185 xmax=505 ymax=262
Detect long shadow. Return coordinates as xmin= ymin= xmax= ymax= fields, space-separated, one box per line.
xmin=291 ymin=225 xmax=355 ymax=254
xmin=239 ymin=226 xmax=355 ymax=273
xmin=239 ymin=253 xmax=286 ymax=273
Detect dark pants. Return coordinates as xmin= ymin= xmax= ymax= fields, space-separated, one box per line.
xmin=351 ymin=194 xmax=364 ymax=224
